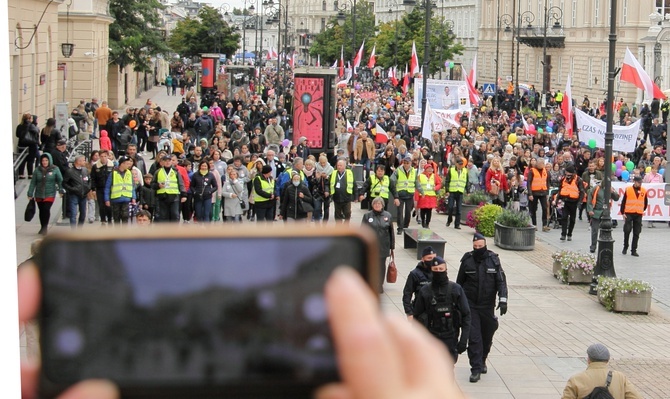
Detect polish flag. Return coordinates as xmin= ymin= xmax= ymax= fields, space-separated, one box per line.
xmin=269 ymin=47 xmax=278 ymax=59
xmin=288 ymin=52 xmax=295 ymax=68
xmin=465 ymin=54 xmax=481 ymax=105
xmin=367 ymin=45 xmax=376 ymax=69
xmin=346 ymin=119 xmax=353 ymax=132
xmin=562 ymin=74 xmax=573 ymax=137
xmin=353 ymin=40 xmax=365 ymax=69
xmin=402 ymin=64 xmax=410 ymax=95
xmin=316 ymin=54 xmax=321 ymax=67
xmin=374 ymin=123 xmax=388 ymax=144
xmin=389 ymin=67 xmax=398 ymax=86
xmin=421 ymin=100 xmax=433 ymax=140
xmin=621 ymin=47 xmax=667 ymax=100
xmin=339 ymin=46 xmax=345 ymax=78
xmin=331 ymin=59 xmax=337 ymax=69
xmin=410 ymin=41 xmax=419 ymax=75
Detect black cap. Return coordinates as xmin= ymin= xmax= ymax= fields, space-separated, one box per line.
xmin=431 ymin=256 xmax=446 ymax=266
xmin=421 ymin=246 xmax=436 ymax=257
xmin=118 ymin=155 xmax=132 ymax=164
xmin=262 ymin=165 xmax=272 ymax=174
xmin=473 ymin=232 xmax=486 ymax=242
xmin=57 ymin=139 xmax=67 ymax=145
xmin=565 ymin=165 xmax=576 ymax=174
xmin=633 ymin=175 xmax=643 ymax=182
xmin=161 ymin=155 xmax=172 ymax=161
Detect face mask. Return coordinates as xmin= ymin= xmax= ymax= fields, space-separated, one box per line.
xmin=292 ymin=180 xmax=300 ymax=187
xmin=422 ymin=260 xmax=433 ymax=268
xmin=431 ymin=270 xmax=448 ymax=285
xmin=473 ymin=246 xmax=488 ymax=261
xmin=395 ymin=135 xmax=401 ymax=140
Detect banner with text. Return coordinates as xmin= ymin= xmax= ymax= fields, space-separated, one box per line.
xmin=575 ymin=108 xmax=640 ymax=153
xmin=610 ymin=182 xmax=670 ymax=221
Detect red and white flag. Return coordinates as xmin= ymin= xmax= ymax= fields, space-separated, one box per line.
xmin=374 ymin=123 xmax=388 ymax=144
xmin=339 ymin=46 xmax=345 ymax=78
xmin=421 ymin=100 xmax=433 ymax=140
xmin=562 ymin=74 xmax=574 ymax=137
xmin=346 ymin=119 xmax=353 ymax=132
xmin=402 ymin=64 xmax=410 ymax=95
xmin=316 ymin=54 xmax=321 ymax=67
xmin=389 ymin=67 xmax=398 ymax=86
xmin=621 ymin=47 xmax=667 ymax=100
xmin=270 ymin=47 xmax=278 ymax=59
xmin=288 ymin=52 xmax=295 ymax=68
xmin=465 ymin=54 xmax=481 ymax=105
xmin=367 ymin=45 xmax=376 ymax=69
xmin=410 ymin=41 xmax=420 ymax=75
xmin=353 ymin=40 xmax=365 ymax=69
xmin=331 ymin=59 xmax=337 ymax=69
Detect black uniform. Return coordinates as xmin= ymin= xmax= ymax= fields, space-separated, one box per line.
xmin=402 ymin=262 xmax=432 ymax=319
xmin=414 ymin=279 xmax=471 ymax=362
xmin=361 ymin=208 xmax=395 ymax=292
xmin=456 ymin=248 xmax=508 ymax=375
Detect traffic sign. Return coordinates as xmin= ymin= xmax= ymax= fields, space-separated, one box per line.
xmin=482 ymin=83 xmax=496 ymax=95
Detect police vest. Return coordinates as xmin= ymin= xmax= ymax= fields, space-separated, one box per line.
xmin=254 ymin=176 xmax=275 ymax=202
xmin=427 ymin=283 xmax=456 ymax=338
xmin=419 ymin=174 xmax=436 ymax=196
xmin=110 ymin=170 xmax=133 ymax=199
xmin=560 ymin=177 xmax=579 ymax=199
xmin=369 ymin=175 xmax=390 ymax=199
xmin=156 ymin=168 xmax=180 ymax=195
xmin=330 ymin=169 xmax=354 ymax=194
xmin=623 ymin=186 xmax=646 ymax=215
xmin=396 ymin=167 xmax=416 ymax=193
xmin=448 ymin=167 xmax=467 ymax=193
xmin=531 ymin=168 xmax=548 ymax=192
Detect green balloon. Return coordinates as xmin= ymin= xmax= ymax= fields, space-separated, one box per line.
xmin=538 ymin=127 xmax=544 ymax=133
xmin=626 ymin=161 xmax=635 ymax=171
xmin=611 ymin=163 xmax=617 ymax=172
xmin=588 ymin=139 xmax=597 ymax=148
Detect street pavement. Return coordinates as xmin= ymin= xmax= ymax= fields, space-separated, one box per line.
xmin=15 ymin=85 xmax=670 ymax=398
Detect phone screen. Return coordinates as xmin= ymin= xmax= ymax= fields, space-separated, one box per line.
xmin=38 ymin=232 xmax=372 ymax=398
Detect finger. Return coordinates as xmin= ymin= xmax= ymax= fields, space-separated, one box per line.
xmin=58 ymin=380 xmax=119 ymax=399
xmin=384 ymin=314 xmax=461 ymax=397
xmin=18 ymin=263 xmax=41 ymax=323
xmin=325 ymin=267 xmax=404 ymax=398
xmin=313 ymin=383 xmax=354 ymax=399
xmin=21 ymin=362 xmax=40 ymax=399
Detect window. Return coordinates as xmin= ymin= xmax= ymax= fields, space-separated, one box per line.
xmin=321 ymin=18 xmax=325 ymax=31
xmin=322 ymin=0 xmax=326 ymax=11
xmin=588 ymin=58 xmax=593 ymax=88
xmin=657 ymin=0 xmax=670 ymax=16
xmin=622 ymin=0 xmax=628 ymax=25
xmin=601 ymin=59 xmax=607 ymax=90
xmin=594 ymin=0 xmax=599 ymax=25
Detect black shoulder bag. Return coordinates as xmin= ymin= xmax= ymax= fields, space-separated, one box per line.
xmin=583 ymin=370 xmax=615 ymax=399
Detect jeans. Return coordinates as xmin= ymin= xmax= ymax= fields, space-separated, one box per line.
xmin=193 ymin=197 xmax=213 ymax=222
xmin=255 ymin=205 xmax=275 ymax=222
xmin=312 ymin=197 xmax=331 ymax=221
xmin=68 ymin=194 xmax=87 ymax=226
xmin=111 ymin=202 xmax=130 ymax=224
xmin=447 ymin=192 xmax=463 ymax=227
xmin=396 ymin=196 xmax=414 ymax=231
xmin=156 ymin=198 xmax=180 ymax=222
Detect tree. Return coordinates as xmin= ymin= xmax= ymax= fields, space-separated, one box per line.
xmin=232 ymin=7 xmax=252 ymax=16
xmin=109 ymin=0 xmax=170 ymax=72
xmin=168 ymin=6 xmax=240 ymax=59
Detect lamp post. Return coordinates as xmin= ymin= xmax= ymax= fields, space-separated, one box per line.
xmin=514 ymin=10 xmax=534 ymax=109
xmin=336 ymin=0 xmax=357 ymax=116
xmin=494 ymin=0 xmax=511 ymax=109
xmin=590 ymin=0 xmax=619 ymax=294
xmin=541 ymin=0 xmax=562 ymax=112
xmin=440 ymin=19 xmax=454 ymax=80
xmin=264 ymin=0 xmax=285 ymax=92
xmin=242 ymin=0 xmax=256 ymax=65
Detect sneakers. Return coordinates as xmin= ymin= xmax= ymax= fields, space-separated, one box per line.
xmin=469 ymin=373 xmax=481 ymax=383
xmin=560 ymin=235 xmax=566 ymax=241
xmin=567 ymin=236 xmax=572 ymax=241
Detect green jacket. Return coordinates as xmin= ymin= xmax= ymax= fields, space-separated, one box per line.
xmin=586 ymin=184 xmax=620 ymax=220
xmin=27 ymin=153 xmax=63 ymax=199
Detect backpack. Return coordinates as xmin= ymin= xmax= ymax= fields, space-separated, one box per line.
xmin=583 ymin=371 xmax=614 ymax=399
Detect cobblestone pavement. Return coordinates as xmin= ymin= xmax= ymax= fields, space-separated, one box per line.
xmin=15 ymin=86 xmax=670 ymax=397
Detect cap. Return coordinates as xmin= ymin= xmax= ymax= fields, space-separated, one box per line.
xmin=640 ymin=139 xmax=646 ymax=145
xmin=261 ymin=165 xmax=272 ymax=174
xmin=456 ymin=158 xmax=464 ymax=164
xmin=473 ymin=232 xmax=486 ymax=242
xmin=633 ymin=175 xmax=643 ymax=182
xmin=565 ymin=165 xmax=576 ymax=174
xmin=143 ymin=173 xmax=153 ymax=179
xmin=431 ymin=256 xmax=446 ymax=267
xmin=57 ymin=139 xmax=67 ymax=145
xmin=299 ymin=136 xmax=307 ymax=142
xmin=403 ymin=155 xmax=412 ymax=162
xmin=161 ymin=155 xmax=172 ymax=161
xmin=421 ymin=246 xmax=436 ymax=257
xmin=586 ymin=343 xmax=610 ymax=362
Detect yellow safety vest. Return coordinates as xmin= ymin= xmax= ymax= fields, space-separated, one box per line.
xmin=156 ymin=168 xmax=180 ymax=195
xmin=396 ymin=167 xmax=416 ymax=193
xmin=419 ymin=174 xmax=436 ymax=196
xmin=110 ymin=169 xmax=133 ymax=199
xmin=284 ymin=167 xmax=306 ymax=182
xmin=448 ymin=167 xmax=467 ymax=193
xmin=369 ymin=175 xmax=390 ymax=199
xmin=254 ymin=176 xmax=275 ymax=202
xmin=330 ymin=169 xmax=354 ymax=195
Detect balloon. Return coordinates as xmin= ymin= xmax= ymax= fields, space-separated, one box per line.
xmin=390 ymin=100 xmax=395 ymax=106
xmin=621 ymin=170 xmax=630 ymax=181
xmin=461 ymin=157 xmax=468 ymax=167
xmin=645 ymin=166 xmax=652 ymax=173
xmin=538 ymin=128 xmax=543 ymax=133
xmin=611 ymin=163 xmax=617 ymax=172
xmin=588 ymin=139 xmax=597 ymax=149
xmin=620 ymin=164 xmax=627 ymax=171
xmin=478 ymin=126 xmax=485 ymax=133
xmin=547 ymin=121 xmax=554 ymax=127
xmin=626 ymin=161 xmax=635 ymax=171
xmin=282 ymin=139 xmax=290 ymax=147
xmin=129 ymin=120 xmax=137 ymax=129
xmin=615 ymin=160 xmax=623 ymax=169
xmin=615 ymin=168 xmax=622 ymax=177
xmin=546 ymin=126 xmax=553 ymax=133
xmin=660 ymin=168 xmax=666 ymax=175
xmin=508 ymin=133 xmax=517 ymax=144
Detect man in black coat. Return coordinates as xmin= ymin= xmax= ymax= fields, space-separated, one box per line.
xmin=62 ymin=154 xmax=91 ymax=227
xmin=402 ymin=246 xmax=435 ymax=322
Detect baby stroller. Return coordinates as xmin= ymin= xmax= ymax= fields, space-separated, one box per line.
xmin=157 ymin=129 xmax=175 ymax=155
xmin=548 ymin=187 xmax=563 ymax=229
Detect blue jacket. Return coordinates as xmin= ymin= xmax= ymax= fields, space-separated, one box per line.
xmin=104 ymin=168 xmax=136 ymax=203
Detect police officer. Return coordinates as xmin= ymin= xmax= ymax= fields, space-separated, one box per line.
xmin=402 ymin=246 xmax=436 ymax=321
xmin=456 ymin=233 xmax=508 ymax=383
xmin=620 ymin=176 xmax=648 ymax=257
xmin=413 ymin=256 xmax=471 ymax=363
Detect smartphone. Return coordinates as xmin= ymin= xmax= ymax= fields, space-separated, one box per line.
xmin=37 ymin=225 xmax=378 ymax=399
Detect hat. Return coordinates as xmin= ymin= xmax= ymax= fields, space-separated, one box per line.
xmin=565 ymin=165 xmax=576 ymax=174
xmin=586 ymin=343 xmax=610 ymax=362
xmin=456 ymin=158 xmax=464 ymax=164
xmin=640 ymin=139 xmax=646 ymax=145
xmin=403 ymin=155 xmax=412 ymax=162
xmin=299 ymin=136 xmax=307 ymax=142
xmin=633 ymin=175 xmax=643 ymax=182
xmin=431 ymin=256 xmax=446 ymax=267
xmin=57 ymin=139 xmax=67 ymax=145
xmin=421 ymin=246 xmax=436 ymax=257
xmin=118 ymin=155 xmax=132 ymax=164
xmin=161 ymin=155 xmax=172 ymax=161
xmin=473 ymin=232 xmax=486 ymax=242
xmin=143 ymin=173 xmax=153 ymax=179
xmin=261 ymin=165 xmax=272 ymax=174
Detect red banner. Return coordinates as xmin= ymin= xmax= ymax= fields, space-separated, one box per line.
xmin=201 ymin=58 xmax=214 ymax=88
xmin=293 ymin=77 xmax=325 ymax=148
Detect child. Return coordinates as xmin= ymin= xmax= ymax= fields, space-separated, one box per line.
xmin=138 ymin=173 xmax=156 ymax=219
xmin=99 ymin=130 xmax=112 ymax=152
xmin=509 ymin=174 xmax=527 ymax=212
xmin=518 ymin=175 xmax=529 ymax=212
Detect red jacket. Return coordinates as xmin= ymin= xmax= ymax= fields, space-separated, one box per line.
xmin=415 ymin=171 xmax=442 ymax=209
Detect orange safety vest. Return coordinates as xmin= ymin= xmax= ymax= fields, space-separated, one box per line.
xmin=530 ymin=168 xmax=548 ymax=192
xmin=623 ymin=186 xmax=646 ymax=215
xmin=560 ymin=177 xmax=580 ymax=199
xmin=591 ymin=186 xmax=600 ymax=207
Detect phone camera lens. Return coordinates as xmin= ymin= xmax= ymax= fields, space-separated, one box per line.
xmin=55 ymin=326 xmax=84 ymax=356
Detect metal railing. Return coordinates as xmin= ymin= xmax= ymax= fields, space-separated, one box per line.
xmin=13 ymin=147 xmax=29 ymax=184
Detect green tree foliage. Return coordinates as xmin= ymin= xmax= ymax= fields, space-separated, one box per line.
xmin=168 ymin=6 xmax=241 ymax=59
xmin=109 ymin=0 xmax=170 ymax=71
xmin=232 ymin=7 xmax=252 ymax=16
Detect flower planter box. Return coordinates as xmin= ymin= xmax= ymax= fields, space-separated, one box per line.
xmin=553 ymin=260 xmax=561 ymax=277
xmin=566 ymin=268 xmax=593 ymax=284
xmin=461 ymin=204 xmax=479 ymax=223
xmin=494 ymin=222 xmax=535 ymax=251
xmin=613 ymin=290 xmax=652 ymax=314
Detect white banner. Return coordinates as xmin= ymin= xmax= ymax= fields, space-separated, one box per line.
xmin=610 ymin=182 xmax=670 ymax=221
xmin=574 ymin=108 xmax=640 ymax=153
xmin=414 ymin=79 xmax=471 ymax=114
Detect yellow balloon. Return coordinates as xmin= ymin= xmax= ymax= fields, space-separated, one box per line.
xmin=478 ymin=126 xmax=485 ymax=133
xmin=508 ymin=133 xmax=517 ymax=145
xmin=645 ymin=166 xmax=652 ymax=173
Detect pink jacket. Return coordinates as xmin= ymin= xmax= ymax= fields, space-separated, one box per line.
xmin=99 ymin=130 xmax=112 ymax=151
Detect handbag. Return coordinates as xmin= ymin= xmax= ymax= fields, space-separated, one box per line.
xmin=24 ymin=198 xmax=36 ymax=222
xmin=300 ymin=198 xmax=314 ymax=213
xmin=230 ymin=182 xmax=247 ymax=211
xmin=488 ymin=180 xmax=500 ymax=196
xmin=386 ymin=250 xmax=397 ymax=283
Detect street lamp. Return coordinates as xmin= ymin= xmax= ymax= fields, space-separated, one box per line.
xmin=387 ymin=0 xmax=415 ymax=72
xmin=335 ymin=0 xmax=358 ymax=117
xmin=514 ymin=10 xmax=534 ymax=110
xmin=242 ymin=0 xmax=256 ymax=65
xmin=494 ymin=3 xmax=512 ymax=109
xmin=541 ymin=2 xmax=562 ymax=111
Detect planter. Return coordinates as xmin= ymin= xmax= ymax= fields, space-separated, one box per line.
xmin=566 ymin=268 xmax=594 ymax=284
xmin=553 ymin=260 xmax=561 ymax=277
xmin=461 ymin=204 xmax=479 ymax=223
xmin=613 ymin=290 xmax=652 ymax=314
xmin=493 ymin=222 xmax=535 ymax=251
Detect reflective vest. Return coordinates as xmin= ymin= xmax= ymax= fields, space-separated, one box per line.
xmin=559 ymin=177 xmax=579 ymax=199
xmin=419 ymin=174 xmax=436 ymax=196
xmin=531 ymin=168 xmax=548 ymax=192
xmin=623 ymin=186 xmax=646 ymax=215
xmin=448 ymin=167 xmax=467 ymax=193
xmin=591 ymin=185 xmax=600 ymax=207
xmin=254 ymin=176 xmax=275 ymax=202
xmin=396 ymin=167 xmax=416 ymax=193
xmin=110 ymin=169 xmax=133 ymax=199
xmin=369 ymin=175 xmax=390 ymax=199
xmin=156 ymin=168 xmax=180 ymax=195
xmin=284 ymin=167 xmax=306 ymax=182
xmin=330 ymin=169 xmax=354 ymax=195
xmin=555 ymin=92 xmax=564 ymax=102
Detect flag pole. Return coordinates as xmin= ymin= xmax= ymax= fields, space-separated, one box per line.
xmin=590 ymin=0 xmax=618 ymax=294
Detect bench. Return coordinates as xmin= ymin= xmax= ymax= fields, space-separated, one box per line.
xmin=403 ymin=228 xmax=447 ymax=260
